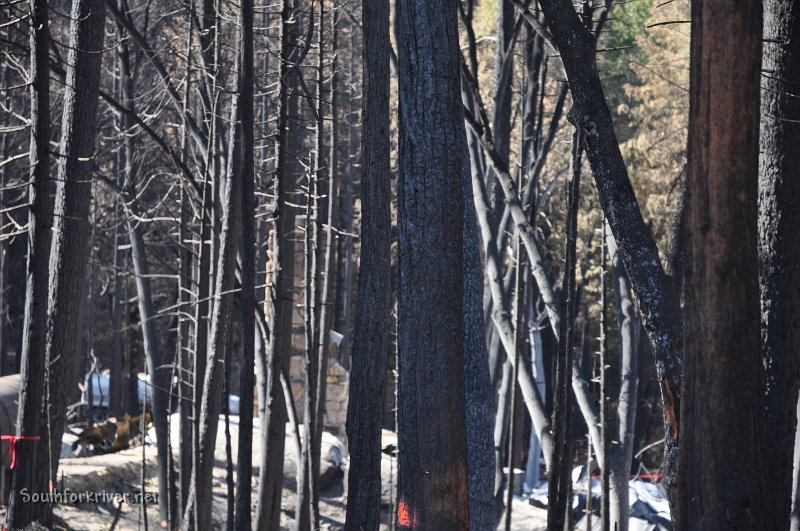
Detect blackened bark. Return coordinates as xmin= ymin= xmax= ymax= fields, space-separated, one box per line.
xmin=185 ymin=23 xmax=246 ymax=528
xmin=547 ymin=130 xmax=581 ymax=531
xmin=792 ymin=393 xmax=800 ymax=531
xmin=463 ymin=75 xmax=555 ymax=473
xmin=680 ymin=1 xmax=766 ymax=529
xmin=12 ymin=1 xmax=106 ymax=527
xmin=344 ymin=0 xmax=391 ymax=527
xmin=760 ymin=1 xmax=800 ymax=528
xmin=536 ymin=0 xmax=685 ymax=507
xmin=395 ymin=0 xmax=471 ymax=528
xmin=6 ymin=0 xmax=52 ymax=525
xmin=255 ymin=1 xmax=295 ymax=527
xmin=234 ymin=0 xmax=256 ymax=526
xmin=462 ymin=83 xmax=496 ymax=531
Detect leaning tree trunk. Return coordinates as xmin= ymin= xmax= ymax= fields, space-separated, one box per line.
xmin=6 ymin=0 xmax=52 ymax=526
xmin=395 ymin=0 xmax=479 ymax=528
xmin=343 ymin=0 xmax=391 ymax=528
xmin=126 ymin=215 xmax=174 ymax=527
xmin=680 ymin=1 xmax=766 ymax=529
xmin=760 ymin=1 xmax=800 ymax=529
xmin=536 ymin=0 xmax=686 ymax=512
xmin=113 ymin=25 xmax=174 ymax=522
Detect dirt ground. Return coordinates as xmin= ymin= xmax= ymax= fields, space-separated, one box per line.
xmin=36 ymin=415 xmax=547 ymax=530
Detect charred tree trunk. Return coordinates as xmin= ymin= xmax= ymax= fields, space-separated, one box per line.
xmin=680 ymin=1 xmax=766 ymax=529
xmin=760 ymin=1 xmax=800 ymax=529
xmin=8 ymin=1 xmax=106 ymax=527
xmin=344 ymin=0 xmax=391 ymax=527
xmin=6 ymin=0 xmax=52 ymax=525
xmin=234 ymin=0 xmax=257 ymax=526
xmin=395 ymin=0 xmax=474 ymax=527
xmin=255 ymin=0 xmax=296 ymax=527
xmin=537 ymin=0 xmax=685 ymax=510
xmin=547 ymin=130 xmax=581 ymax=531
xmin=461 ymin=57 xmax=496 ymax=531
xmin=184 ymin=14 xmax=247 ymax=526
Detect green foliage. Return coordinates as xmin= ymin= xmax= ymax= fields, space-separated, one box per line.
xmin=599 ymin=0 xmax=654 ymax=140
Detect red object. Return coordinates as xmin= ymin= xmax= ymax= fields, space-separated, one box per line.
xmin=398 ymin=498 xmax=417 ymax=528
xmin=1 ymin=435 xmax=41 ymax=470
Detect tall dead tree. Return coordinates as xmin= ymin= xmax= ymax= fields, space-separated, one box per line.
xmin=108 ymin=9 xmax=175 ymax=521
xmin=183 ymin=8 xmax=247 ymax=526
xmin=312 ymin=3 xmax=338 ymax=524
xmin=7 ymin=0 xmax=106 ymax=527
xmin=680 ymin=1 xmax=766 ymax=529
xmin=4 ymin=0 xmax=107 ymax=523
xmin=606 ymin=225 xmax=640 ymax=531
xmin=255 ymin=0 xmax=296 ymax=527
xmin=395 ymin=0 xmax=475 ymax=527
xmin=297 ymin=2 xmax=328 ymax=525
xmin=760 ymin=0 xmax=800 ymax=529
xmin=234 ymin=0 xmax=257 ymax=526
xmin=344 ymin=0 xmax=391 ymax=526
xmin=532 ymin=0 xmax=686 ymax=513
xmin=6 ymin=0 xmax=52 ymax=526
xmin=176 ymin=3 xmax=195 ymax=519
xmin=547 ymin=130 xmax=581 ymax=531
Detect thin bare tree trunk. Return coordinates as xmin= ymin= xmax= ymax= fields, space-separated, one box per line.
xmin=6 ymin=0 xmax=52 ymax=524
xmin=606 ymin=224 xmax=639 ymax=531
xmin=234 ymin=0 xmax=257 ymax=525
xmin=547 ymin=130 xmax=581 ymax=531
xmin=255 ymin=1 xmax=296 ymax=527
xmin=600 ymin=221 xmax=610 ymax=531
xmin=184 ymin=16 xmax=247 ymax=525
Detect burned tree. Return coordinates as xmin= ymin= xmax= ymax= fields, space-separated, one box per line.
xmin=343 ymin=0 xmax=392 ymax=526
xmin=760 ymin=0 xmax=800 ymax=528
xmin=394 ymin=0 xmax=484 ymax=527
xmin=680 ymin=0 xmax=766 ymax=529
xmin=6 ymin=0 xmax=52 ymax=526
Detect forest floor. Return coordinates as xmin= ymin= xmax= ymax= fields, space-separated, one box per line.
xmin=48 ymin=415 xmax=548 ymax=530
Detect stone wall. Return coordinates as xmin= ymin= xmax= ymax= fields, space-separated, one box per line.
xmin=289 ymin=356 xmax=349 ymax=437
